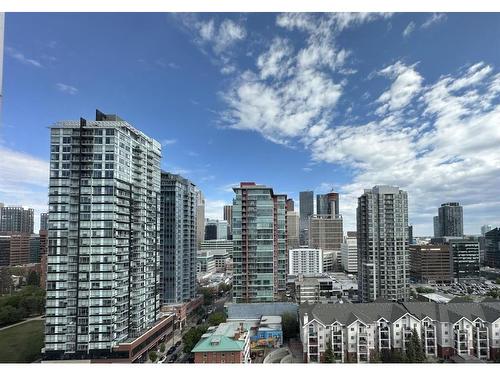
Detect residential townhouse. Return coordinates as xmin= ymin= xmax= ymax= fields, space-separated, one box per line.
xmin=299 ymin=301 xmax=500 ymax=363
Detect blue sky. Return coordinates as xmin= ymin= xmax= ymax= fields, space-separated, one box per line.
xmin=2 ymin=12 xmax=500 ymax=235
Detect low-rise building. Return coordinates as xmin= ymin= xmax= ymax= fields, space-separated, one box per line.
xmin=198 ymin=251 xmax=216 ymax=275
xmin=299 ymin=301 xmax=500 ymax=363
xmin=200 ymin=240 xmax=233 ymax=272
xmin=410 ymin=244 xmax=453 ymax=284
xmin=289 ymin=248 xmax=322 ymax=275
xmin=294 ymin=273 xmax=358 ymax=304
xmin=161 ymin=296 xmax=203 ymax=330
xmin=192 ymin=322 xmax=252 ymax=363
xmin=485 ymin=228 xmax=500 ymax=268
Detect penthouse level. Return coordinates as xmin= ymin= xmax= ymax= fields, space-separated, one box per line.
xmin=300 ymin=301 xmax=500 ymax=363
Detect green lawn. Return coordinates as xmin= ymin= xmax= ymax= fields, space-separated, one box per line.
xmin=0 ymin=320 xmax=44 ymax=363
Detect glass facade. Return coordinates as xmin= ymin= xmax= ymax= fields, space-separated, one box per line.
xmin=160 ymin=172 xmax=198 ymax=304
xmin=232 ymin=183 xmax=287 ymax=303
xmin=44 ymin=111 xmax=161 ymax=358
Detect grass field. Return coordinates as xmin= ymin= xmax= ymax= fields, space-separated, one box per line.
xmin=0 ymin=320 xmax=44 ymax=363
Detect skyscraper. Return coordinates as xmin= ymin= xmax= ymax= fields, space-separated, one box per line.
xmin=433 ymin=216 xmax=440 ymax=237
xmin=308 ymin=214 xmax=343 ymax=272
xmin=357 ymin=185 xmax=409 ymax=302
xmin=40 ymin=212 xmax=49 ymax=231
xmin=438 ymin=202 xmax=463 ymax=237
xmin=286 ymin=211 xmax=300 ymax=249
xmin=223 ymin=205 xmax=233 ymax=238
xmin=286 ymin=198 xmax=294 ymax=212
xmin=160 ymin=172 xmax=198 ymax=304
xmin=204 ymin=219 xmax=227 ymax=240
xmin=44 ymin=110 xmax=162 ymax=359
xmin=485 ymin=228 xmax=500 ymax=268
xmin=232 ymin=182 xmax=287 ymax=303
xmin=0 ymin=204 xmax=34 ymax=234
xmin=299 ymin=191 xmax=313 ymax=245
xmin=196 ymin=191 xmax=205 ymax=246
xmin=316 ymin=192 xmax=339 ymax=216
xmin=481 ymin=224 xmax=494 ymax=236
xmin=341 ymin=231 xmax=358 ymax=273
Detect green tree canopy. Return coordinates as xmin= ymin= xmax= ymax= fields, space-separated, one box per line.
xmin=281 ymin=312 xmax=299 ymax=340
xmin=323 ymin=339 xmax=334 ymax=363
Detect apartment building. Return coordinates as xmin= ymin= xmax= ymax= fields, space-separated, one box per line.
xmin=192 ymin=322 xmax=252 ymax=363
xmin=160 ymin=172 xmax=198 ymax=305
xmin=340 ymin=231 xmax=357 ymax=273
xmin=294 ymin=273 xmax=358 ymax=304
xmin=0 ymin=204 xmax=34 ymax=234
xmin=299 ymin=301 xmax=500 ymax=363
xmin=357 ymin=185 xmax=409 ymax=302
xmin=232 ymin=182 xmax=287 ymax=303
xmin=44 ymin=110 xmax=162 ymax=360
xmin=288 ymin=248 xmax=322 ymax=275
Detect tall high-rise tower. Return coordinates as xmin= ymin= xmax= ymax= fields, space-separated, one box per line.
xmin=299 ymin=191 xmax=313 ymax=245
xmin=160 ymin=172 xmax=198 ymax=304
xmin=316 ymin=192 xmax=339 ymax=216
xmin=232 ymin=182 xmax=287 ymax=303
xmin=438 ymin=202 xmax=463 ymax=237
xmin=44 ymin=110 xmax=162 ymax=359
xmin=357 ymin=185 xmax=409 ymax=302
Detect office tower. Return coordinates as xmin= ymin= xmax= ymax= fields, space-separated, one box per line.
xmin=0 ymin=234 xmax=30 ymax=266
xmin=29 ymin=233 xmax=41 ymax=263
xmin=0 ymin=235 xmax=9 ymax=266
xmin=341 ymin=231 xmax=358 ymax=273
xmin=286 ymin=198 xmax=294 ymax=212
xmin=316 ymin=192 xmax=339 ymax=216
xmin=0 ymin=204 xmax=34 ymax=234
xmin=232 ymin=182 xmax=287 ymax=303
xmin=288 ymin=248 xmax=322 ymax=275
xmin=485 ymin=228 xmax=500 ymax=268
xmin=481 ymin=224 xmax=494 ymax=236
xmin=438 ymin=202 xmax=463 ymax=237
xmin=433 ymin=216 xmax=440 ymax=238
xmin=448 ymin=238 xmax=480 ymax=281
xmin=204 ymin=219 xmax=228 ymax=240
xmin=40 ymin=212 xmax=49 ymax=231
xmin=160 ymin=172 xmax=198 ymax=304
xmin=357 ymin=185 xmax=409 ymax=302
xmin=196 ymin=191 xmax=205 ymax=246
xmin=286 ymin=211 xmax=300 ymax=249
xmin=308 ymin=214 xmax=343 ymax=272
xmin=299 ymin=191 xmax=313 ymax=245
xmin=409 ymin=244 xmax=453 ymax=284
xmin=44 ymin=110 xmax=162 ymax=359
xmin=205 ymin=220 xmax=218 ymax=240
xmin=223 ymin=205 xmax=233 ymax=239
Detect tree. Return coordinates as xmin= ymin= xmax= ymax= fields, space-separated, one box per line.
xmin=371 ymin=350 xmax=381 ymax=363
xmin=404 ymin=328 xmax=426 ymax=363
xmin=198 ymin=287 xmax=216 ymax=306
xmin=495 ymin=277 xmax=500 ymax=285
xmin=27 ymin=270 xmax=40 ymax=287
xmin=208 ymin=311 xmax=226 ymax=326
xmin=148 ymin=351 xmax=158 ymax=362
xmin=281 ymin=312 xmax=299 ymax=340
xmin=487 ymin=288 xmax=500 ymax=299
xmin=0 ymin=268 xmax=13 ymax=295
xmin=160 ymin=342 xmax=165 ymax=353
xmin=183 ymin=325 xmax=208 ymax=353
xmin=323 ymin=339 xmax=334 ymax=363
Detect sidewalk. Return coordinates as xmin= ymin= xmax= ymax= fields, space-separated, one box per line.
xmin=0 ymin=315 xmax=44 ymax=332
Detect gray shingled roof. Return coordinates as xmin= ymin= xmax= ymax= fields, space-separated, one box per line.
xmin=300 ymin=301 xmax=500 ymax=326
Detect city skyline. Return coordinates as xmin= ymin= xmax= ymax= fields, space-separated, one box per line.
xmin=2 ymin=13 xmax=500 ymax=235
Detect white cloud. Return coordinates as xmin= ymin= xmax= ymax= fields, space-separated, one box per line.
xmin=376 ymin=61 xmax=423 ymax=114
xmin=161 ymin=138 xmax=177 ymax=146
xmin=403 ymin=21 xmax=416 ymax=37
xmin=6 ymin=46 xmax=42 ymax=68
xmin=421 ymin=13 xmax=447 ymax=29
xmin=0 ymin=147 xmax=49 ymax=231
xmin=56 ymin=83 xmax=78 ymax=95
xmin=204 ymin=199 xmax=228 ymax=220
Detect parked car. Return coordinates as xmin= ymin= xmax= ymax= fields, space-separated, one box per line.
xmin=167 ymin=347 xmax=175 ymax=355
xmin=158 ymin=356 xmax=167 ymax=364
xmin=168 ymin=354 xmax=178 ymax=363
xmin=175 ymin=340 xmax=181 ymax=347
